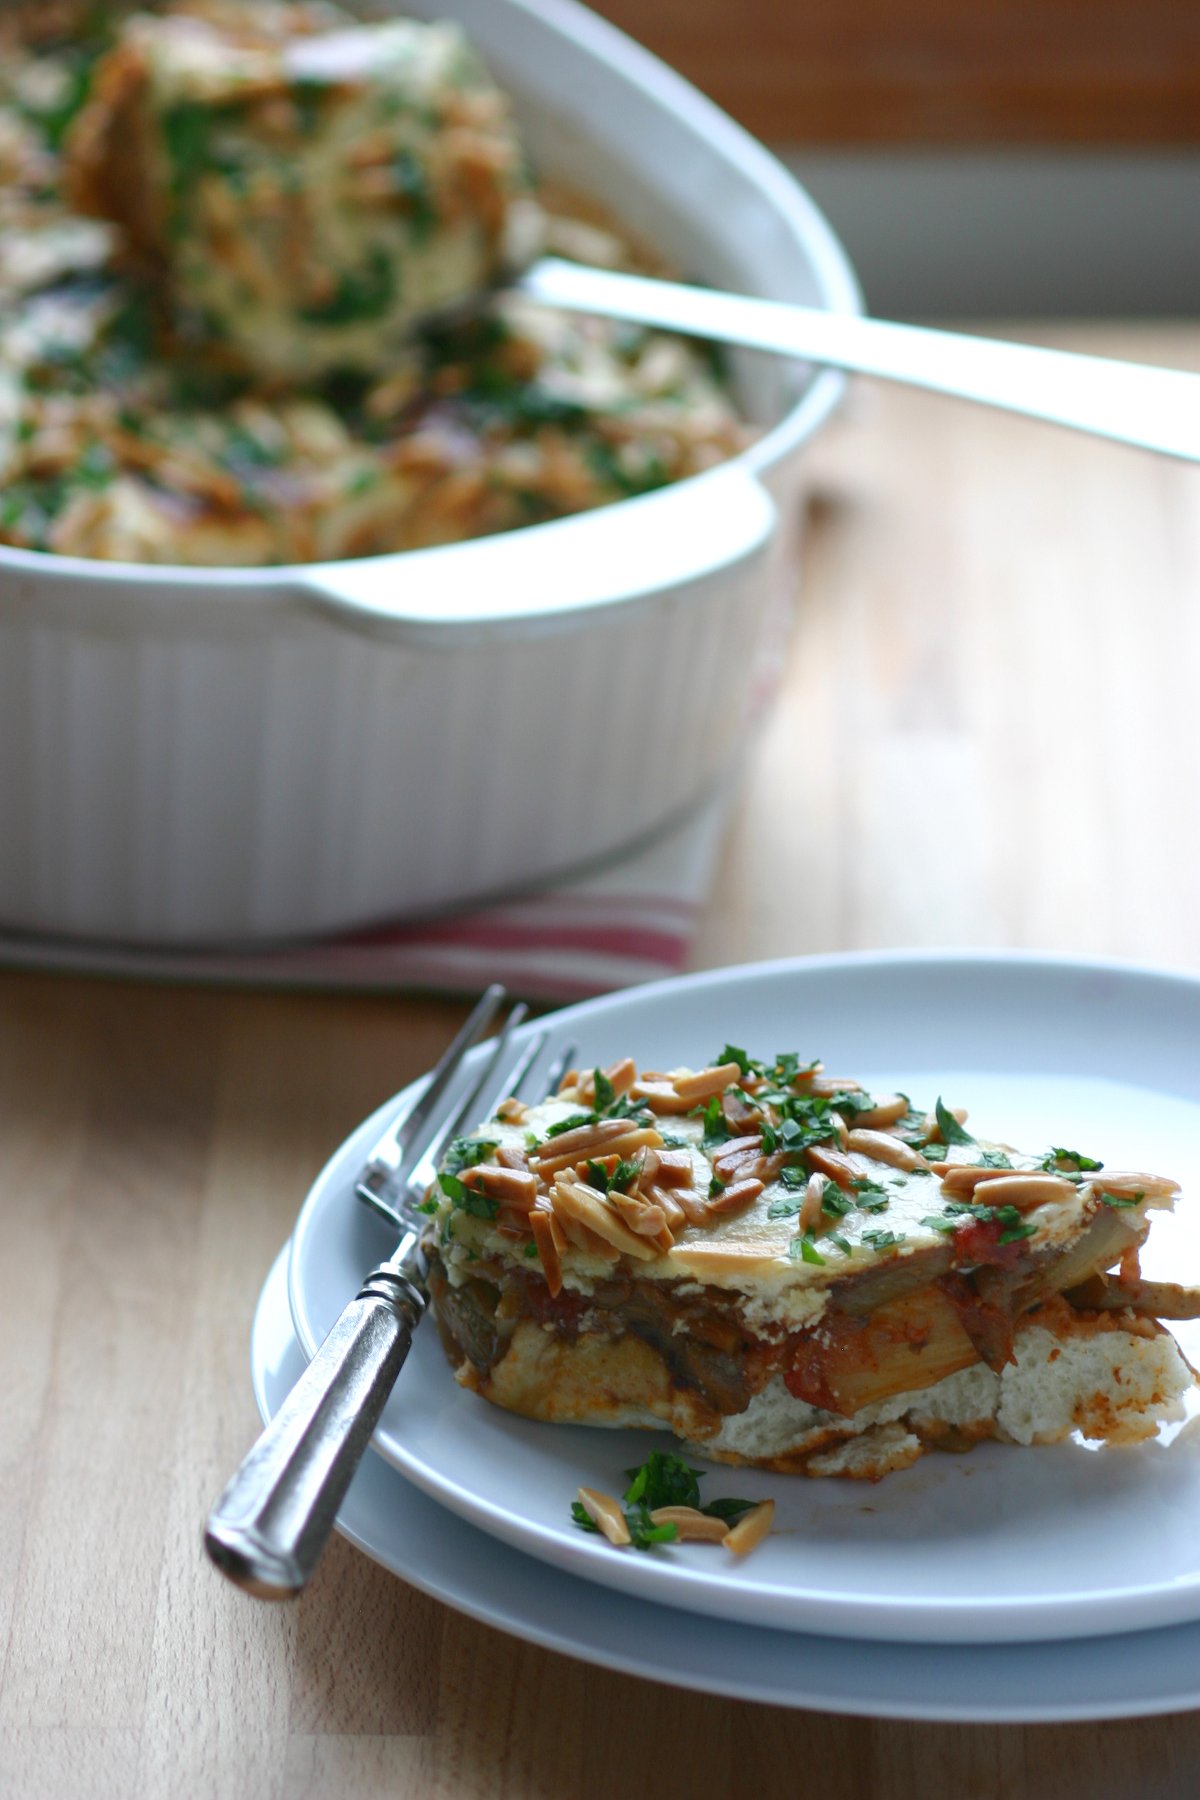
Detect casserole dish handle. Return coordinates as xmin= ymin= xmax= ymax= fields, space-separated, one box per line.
xmin=296 ymin=463 xmax=777 ymax=643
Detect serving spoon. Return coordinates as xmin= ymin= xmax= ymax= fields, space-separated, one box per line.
xmin=514 ymin=256 xmax=1200 ymax=463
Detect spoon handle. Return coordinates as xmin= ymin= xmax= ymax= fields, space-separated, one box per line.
xmin=521 ymin=258 xmax=1200 ymax=463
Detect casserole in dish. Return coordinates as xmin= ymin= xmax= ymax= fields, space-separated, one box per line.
xmin=0 ymin=0 xmax=859 ymax=944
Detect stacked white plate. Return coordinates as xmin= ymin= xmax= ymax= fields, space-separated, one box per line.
xmin=252 ymin=952 xmax=1200 ymax=1721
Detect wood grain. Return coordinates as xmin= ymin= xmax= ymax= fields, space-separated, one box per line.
xmin=3 ymin=327 xmax=1200 ymax=1797
xmin=590 ymin=2 xmax=1200 ymax=145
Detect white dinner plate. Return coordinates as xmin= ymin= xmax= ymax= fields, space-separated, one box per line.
xmin=287 ymin=951 xmax=1200 ymax=1645
xmin=254 ymin=1244 xmax=1200 ymax=1722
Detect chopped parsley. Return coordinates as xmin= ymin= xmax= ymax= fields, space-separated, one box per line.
xmin=998 ymin=1221 xmax=1038 ymax=1244
xmin=584 ymin=1156 xmax=640 ymax=1195
xmin=543 ymin=1086 xmax=653 ymax=1142
xmin=544 ymin=1112 xmax=596 ymax=1138
xmin=1041 ymin=1147 xmax=1104 ymax=1174
xmin=934 ymin=1098 xmax=976 ymax=1147
xmin=920 ymin=1198 xmax=1038 ymax=1243
xmin=851 ymin=1177 xmax=891 ymax=1213
xmin=790 ymin=1233 xmax=826 ymax=1265
xmin=591 ymin=1066 xmax=617 ymax=1112
xmin=441 ymin=1134 xmax=500 ymax=1176
xmin=298 ymin=245 xmax=397 ymax=326
xmin=1097 ymin=1189 xmax=1141 ymax=1209
xmin=698 ymin=1095 xmax=731 ymax=1150
xmin=861 ymin=1228 xmax=906 ymax=1251
xmin=437 ymin=1171 xmax=498 ymax=1221
xmin=570 ymin=1453 xmax=758 ymax=1550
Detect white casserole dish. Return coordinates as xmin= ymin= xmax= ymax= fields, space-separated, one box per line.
xmin=0 ymin=0 xmax=859 ymax=946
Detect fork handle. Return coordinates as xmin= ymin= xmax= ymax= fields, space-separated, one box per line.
xmin=205 ymin=1263 xmax=425 ymax=1598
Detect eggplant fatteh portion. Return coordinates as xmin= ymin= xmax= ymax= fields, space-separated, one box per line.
xmin=67 ymin=6 xmax=538 ymax=379
xmin=423 ymin=1050 xmax=1199 ymax=1479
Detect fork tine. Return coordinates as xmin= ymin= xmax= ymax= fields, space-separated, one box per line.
xmin=355 ymin=984 xmax=506 ymax=1220
xmin=397 ymin=1006 xmax=537 ymax=1206
xmin=540 ymin=1039 xmax=577 ymax=1097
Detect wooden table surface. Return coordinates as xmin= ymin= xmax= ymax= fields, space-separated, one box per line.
xmin=3 ymin=325 xmax=1200 ymax=1800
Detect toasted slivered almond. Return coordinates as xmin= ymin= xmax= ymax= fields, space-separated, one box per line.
xmin=1088 ymin=1170 xmax=1180 ymax=1200
xmin=634 ymin=1147 xmax=660 ymax=1186
xmin=805 ymin=1144 xmax=858 ymax=1190
xmin=553 ymin=1176 xmax=660 ymax=1260
xmin=649 ymin=1506 xmax=729 ymax=1543
xmin=557 ymin=1068 xmax=580 ymax=1093
xmin=494 ymin=1097 xmax=528 ymax=1124
xmin=932 ymin=1163 xmax=1017 ymax=1196
xmin=532 ymin=1116 xmax=640 ymax=1160
xmin=725 ymin=1500 xmax=775 ymax=1557
xmin=646 ymin=1185 xmax=687 ymax=1230
xmin=607 ymin=1056 xmax=637 ymax=1094
xmin=706 ymin=1176 xmax=763 ymax=1217
xmin=674 ymin=1189 xmax=712 ymax=1226
xmin=830 ymin=1110 xmax=849 ymax=1149
xmin=966 ymin=1173 xmax=1077 ymax=1212
xmin=712 ymin=1133 xmax=763 ymax=1168
xmin=577 ymin=1056 xmax=638 ymax=1105
xmin=807 ymin=1075 xmax=861 ymax=1098
xmin=532 ymin=1197 xmax=567 ymax=1250
xmin=712 ymin=1149 xmax=763 ymax=1186
xmin=607 ymin=1189 xmax=670 ymax=1238
xmin=468 ymin=1164 xmax=538 ymax=1208
xmin=672 ymin=1062 xmax=744 ymax=1103
xmin=853 ymin=1094 xmax=909 ymax=1130
xmin=578 ymin=1487 xmax=631 ymax=1547
xmin=652 ymin=1150 xmax=695 ymax=1188
xmin=629 ymin=1080 xmax=695 ymax=1115
xmin=529 ymin=1208 xmax=564 ymax=1295
xmin=798 ymin=1172 xmax=828 ymax=1234
xmin=556 ymin=1210 xmax=621 ymax=1262
xmin=845 ymin=1129 xmax=929 ymax=1172
xmin=534 ymin=1123 xmax=663 ymax=1177
xmin=495 ymin=1144 xmax=531 ymax=1172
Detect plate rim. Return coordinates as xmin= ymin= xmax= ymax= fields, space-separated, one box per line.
xmin=286 ymin=947 xmax=1200 ymax=1644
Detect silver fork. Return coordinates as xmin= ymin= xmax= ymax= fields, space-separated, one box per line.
xmin=205 ymin=986 xmax=564 ymax=1598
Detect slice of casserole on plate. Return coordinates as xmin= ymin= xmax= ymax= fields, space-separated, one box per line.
xmin=423 ymin=1048 xmax=1200 ymax=1478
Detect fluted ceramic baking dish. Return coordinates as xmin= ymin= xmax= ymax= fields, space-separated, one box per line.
xmin=0 ymin=0 xmax=859 ymax=946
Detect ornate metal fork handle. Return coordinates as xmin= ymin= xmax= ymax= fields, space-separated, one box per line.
xmin=205 ymin=990 xmax=557 ymax=1599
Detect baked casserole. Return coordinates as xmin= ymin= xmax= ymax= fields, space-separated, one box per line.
xmin=424 ymin=1050 xmax=1199 ymax=1478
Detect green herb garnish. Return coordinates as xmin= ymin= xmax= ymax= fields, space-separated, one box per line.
xmin=861 ymin=1228 xmax=906 ymax=1251
xmin=1041 ymin=1147 xmax=1104 ymax=1173
xmin=934 ymin=1098 xmax=976 ymax=1147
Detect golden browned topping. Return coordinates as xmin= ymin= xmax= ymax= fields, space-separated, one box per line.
xmin=0 ymin=2 xmax=748 ymax=565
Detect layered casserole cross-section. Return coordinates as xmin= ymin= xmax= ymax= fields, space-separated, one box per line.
xmin=424 ymin=1048 xmax=1199 ymax=1478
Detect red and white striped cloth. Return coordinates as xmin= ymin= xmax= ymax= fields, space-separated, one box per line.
xmin=0 ymin=792 xmax=730 ymax=1001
